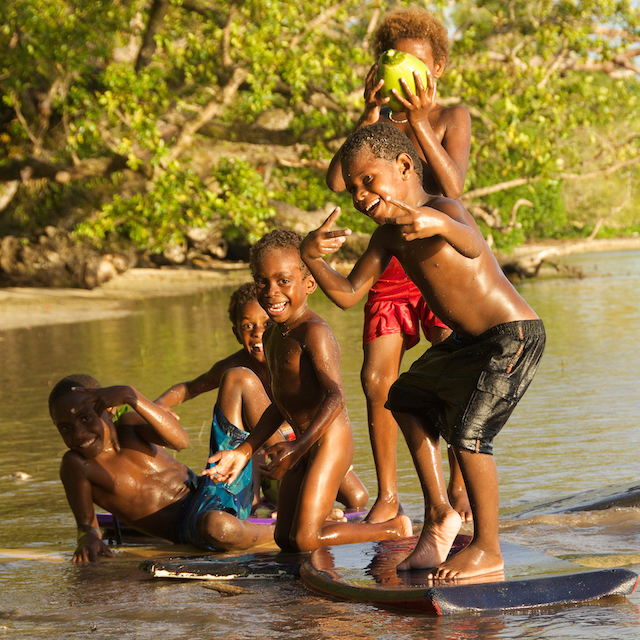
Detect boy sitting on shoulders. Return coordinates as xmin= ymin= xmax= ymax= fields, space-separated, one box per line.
xmin=300 ymin=123 xmax=545 ymax=579
xmin=50 ymin=375 xmax=273 ymax=561
xmin=204 ymin=230 xmax=412 ymax=552
xmin=155 ymin=282 xmax=369 ymax=512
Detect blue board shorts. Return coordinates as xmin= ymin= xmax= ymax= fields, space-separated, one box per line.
xmin=386 ymin=320 xmax=546 ymax=454
xmin=175 ymin=405 xmax=253 ymax=550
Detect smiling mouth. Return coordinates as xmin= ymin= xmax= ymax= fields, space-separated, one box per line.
xmin=364 ymin=197 xmax=381 ymax=216
xmin=267 ymin=302 xmax=287 ymax=316
xmin=79 ymin=436 xmax=97 ymax=449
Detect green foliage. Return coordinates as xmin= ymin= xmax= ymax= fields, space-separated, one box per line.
xmin=2 ymin=0 xmax=640 ymax=256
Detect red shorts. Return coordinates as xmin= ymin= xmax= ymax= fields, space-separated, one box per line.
xmin=363 ymin=257 xmax=448 ymax=348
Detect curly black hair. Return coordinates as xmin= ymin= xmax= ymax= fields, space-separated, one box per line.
xmin=341 ymin=122 xmax=424 ymax=184
xmin=49 ymin=374 xmax=101 ymax=419
xmin=227 ymin=282 xmax=258 ymax=325
xmin=373 ymin=7 xmax=449 ymax=65
xmin=249 ymin=229 xmax=311 ymax=278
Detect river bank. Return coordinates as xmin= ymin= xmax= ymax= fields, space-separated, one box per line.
xmin=1 ymin=236 xmax=639 ymax=332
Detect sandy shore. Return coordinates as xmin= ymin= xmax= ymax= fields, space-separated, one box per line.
xmin=0 ymin=265 xmax=252 ymax=332
xmin=1 ymin=237 xmax=639 ymax=333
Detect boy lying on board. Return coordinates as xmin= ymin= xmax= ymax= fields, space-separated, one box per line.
xmin=300 ymin=123 xmax=545 ymax=579
xmin=50 ymin=375 xmax=273 ymax=561
xmin=155 ymin=282 xmax=368 ymax=512
xmin=203 ymin=230 xmax=412 ymax=552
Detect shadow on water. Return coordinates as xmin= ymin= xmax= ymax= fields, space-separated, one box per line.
xmin=1 ymin=251 xmax=640 ymax=637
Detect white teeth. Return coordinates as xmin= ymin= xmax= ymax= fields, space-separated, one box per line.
xmin=269 ymin=303 xmax=286 ymax=312
xmin=79 ymin=437 xmax=96 ymax=448
xmin=366 ymin=198 xmax=380 ymax=212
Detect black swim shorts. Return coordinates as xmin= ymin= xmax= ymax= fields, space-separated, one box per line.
xmin=385 ymin=319 xmax=546 ymax=454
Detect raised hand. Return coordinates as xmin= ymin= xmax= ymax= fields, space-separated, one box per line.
xmin=391 ymin=68 xmax=437 ymax=124
xmin=300 ymin=207 xmax=352 ymax=260
xmin=71 ymin=385 xmax=134 ymax=418
xmin=361 ymin=63 xmax=389 ymax=125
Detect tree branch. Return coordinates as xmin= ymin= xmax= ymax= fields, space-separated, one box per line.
xmin=136 ymin=0 xmax=171 ymax=73
xmin=162 ymin=67 xmax=249 ymax=167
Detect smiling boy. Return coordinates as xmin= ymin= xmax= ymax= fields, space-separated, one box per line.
xmin=50 ymin=375 xmax=274 ymax=561
xmin=300 ymin=123 xmax=545 ymax=579
xmin=203 ymin=230 xmax=412 ymax=552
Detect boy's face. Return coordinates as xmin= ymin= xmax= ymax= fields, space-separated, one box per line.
xmin=253 ymin=247 xmax=317 ymax=325
xmin=52 ymin=392 xmax=113 ymax=459
xmin=343 ymin=148 xmax=412 ymax=225
xmin=232 ymin=300 xmax=273 ymax=363
xmin=393 ymin=38 xmax=445 ymax=78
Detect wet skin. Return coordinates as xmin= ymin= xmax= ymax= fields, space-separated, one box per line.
xmin=301 ymin=146 xmax=539 ymax=578
xmin=53 ymin=387 xmax=194 ymax=560
xmin=54 ymin=385 xmax=274 ymax=561
xmin=205 ymin=248 xmax=411 ymax=551
xmin=325 ymin=34 xmax=472 ymax=524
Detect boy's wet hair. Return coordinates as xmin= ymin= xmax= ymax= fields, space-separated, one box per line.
xmin=373 ymin=7 xmax=449 ymax=65
xmin=228 ymin=282 xmax=258 ymax=325
xmin=250 ymin=229 xmax=311 ymax=278
xmin=49 ymin=374 xmax=101 ymax=419
xmin=341 ymin=123 xmax=424 ymax=184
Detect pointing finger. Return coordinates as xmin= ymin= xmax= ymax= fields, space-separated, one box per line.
xmin=385 ymin=195 xmax=418 ymax=214
xmin=320 ymin=206 xmax=341 ymax=230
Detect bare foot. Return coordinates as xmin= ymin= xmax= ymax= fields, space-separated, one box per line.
xmin=430 ymin=541 xmax=503 ymax=580
xmin=397 ymin=508 xmax=461 ymax=571
xmin=395 ymin=514 xmax=413 ymax=538
xmin=364 ymin=495 xmax=402 ymax=524
xmin=327 ymin=508 xmax=347 ymax=523
xmin=448 ymin=486 xmax=473 ymax=523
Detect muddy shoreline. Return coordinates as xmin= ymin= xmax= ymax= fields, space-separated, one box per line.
xmin=1 ymin=237 xmax=639 ymax=332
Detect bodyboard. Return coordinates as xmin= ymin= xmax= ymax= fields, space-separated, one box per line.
xmin=140 ymin=550 xmax=303 ymax=580
xmin=300 ymin=535 xmax=638 ymax=615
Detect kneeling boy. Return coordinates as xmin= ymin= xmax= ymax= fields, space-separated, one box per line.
xmin=203 ymin=230 xmax=412 ymax=552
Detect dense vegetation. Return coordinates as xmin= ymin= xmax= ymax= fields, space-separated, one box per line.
xmin=1 ymin=0 xmax=639 ymax=267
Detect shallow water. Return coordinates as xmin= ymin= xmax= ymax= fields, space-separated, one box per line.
xmin=1 ymin=250 xmax=639 ymax=638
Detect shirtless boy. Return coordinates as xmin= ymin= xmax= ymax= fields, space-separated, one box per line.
xmin=325 ymin=7 xmax=471 ymax=524
xmin=50 ymin=375 xmax=273 ymax=561
xmin=203 ymin=230 xmax=412 ymax=552
xmin=155 ymin=282 xmax=369 ymax=511
xmin=300 ymin=123 xmax=545 ymax=579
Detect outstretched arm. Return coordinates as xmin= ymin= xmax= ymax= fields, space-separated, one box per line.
xmin=154 ymin=354 xmax=245 ymax=408
xmin=385 ymin=195 xmax=484 ymax=259
xmin=202 ymin=402 xmax=284 ymax=485
xmin=300 ymin=208 xmax=391 ymax=309
xmin=73 ymin=385 xmax=189 ymax=451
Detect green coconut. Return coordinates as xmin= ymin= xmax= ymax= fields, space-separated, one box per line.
xmin=376 ymin=49 xmax=429 ymax=113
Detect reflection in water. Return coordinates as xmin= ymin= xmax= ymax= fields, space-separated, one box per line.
xmin=0 ymin=251 xmax=639 ymax=638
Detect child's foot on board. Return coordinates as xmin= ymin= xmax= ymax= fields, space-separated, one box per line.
xmin=327 ymin=508 xmax=347 ymax=523
xmin=429 ymin=541 xmax=504 ymax=580
xmin=448 ymin=486 xmax=473 ymax=523
xmin=364 ymin=495 xmax=403 ymax=524
xmin=397 ymin=507 xmax=461 ymax=571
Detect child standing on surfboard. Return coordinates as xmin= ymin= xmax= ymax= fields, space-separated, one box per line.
xmin=204 ymin=229 xmax=412 ymax=552
xmin=50 ymin=375 xmax=274 ymax=561
xmin=300 ymin=123 xmax=545 ymax=579
xmin=325 ymin=7 xmax=472 ymax=525
xmin=155 ymin=282 xmax=369 ymax=512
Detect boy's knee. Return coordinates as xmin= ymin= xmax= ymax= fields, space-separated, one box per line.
xmin=200 ymin=509 xmax=244 ymax=550
xmin=291 ymin=529 xmax=320 ymax=553
xmin=219 ymin=367 xmax=258 ymax=391
xmin=360 ymin=366 xmax=396 ymax=401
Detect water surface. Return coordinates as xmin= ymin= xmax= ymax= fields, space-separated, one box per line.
xmin=1 ymin=250 xmax=639 ymax=638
